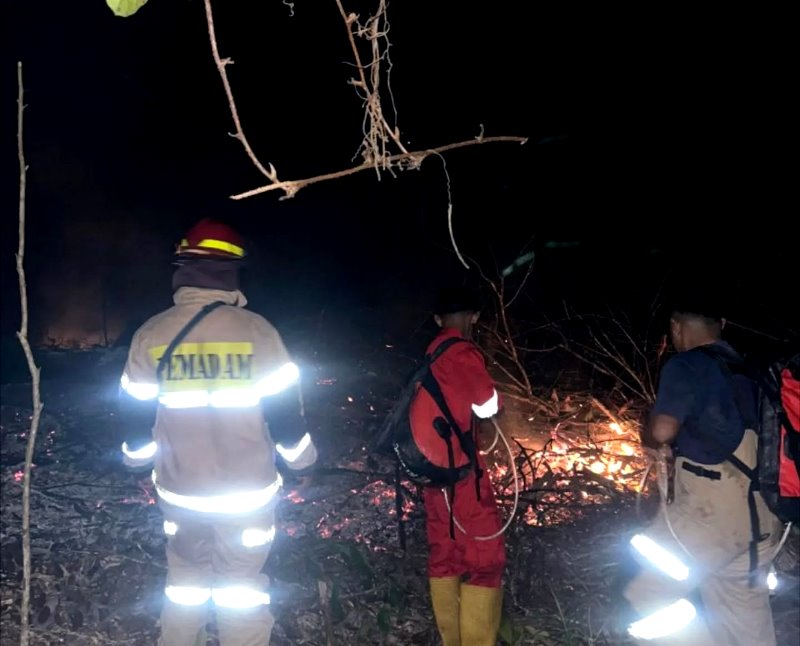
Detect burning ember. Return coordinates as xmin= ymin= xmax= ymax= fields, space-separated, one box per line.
xmin=485 ymin=419 xmax=649 ymax=526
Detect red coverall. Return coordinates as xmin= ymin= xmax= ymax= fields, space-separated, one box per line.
xmin=420 ymin=328 xmax=506 ymax=587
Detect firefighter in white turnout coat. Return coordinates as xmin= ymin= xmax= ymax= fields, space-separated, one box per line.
xmin=118 ymin=219 xmax=318 ymax=646
xmin=623 ymin=304 xmax=781 ymax=645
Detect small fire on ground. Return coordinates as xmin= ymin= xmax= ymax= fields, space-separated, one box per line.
xmin=484 ymin=418 xmax=649 ymax=526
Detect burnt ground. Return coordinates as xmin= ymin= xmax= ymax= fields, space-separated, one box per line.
xmin=0 ymin=345 xmax=798 ymax=646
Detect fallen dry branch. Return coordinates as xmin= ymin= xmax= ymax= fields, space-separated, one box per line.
xmin=15 ymin=61 xmax=45 ymax=646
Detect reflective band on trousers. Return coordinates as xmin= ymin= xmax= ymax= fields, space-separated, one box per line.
xmin=165 ymin=585 xmax=211 ymax=606
xmin=212 ymin=586 xmax=270 ymax=609
xmin=165 ymin=585 xmax=270 ymax=608
xmin=153 ymin=472 xmax=283 ymax=514
xmin=471 ymin=389 xmax=499 ymax=418
xmin=152 ymin=362 xmax=300 ymax=409
xmin=242 ymin=526 xmax=276 ymax=547
xmin=630 ymin=534 xmax=690 ymax=581
xmin=628 ymin=598 xmax=697 ymax=640
xmin=276 ymin=433 xmax=312 ymax=463
xmin=163 ymin=520 xmax=178 ymax=536
xmin=121 ymin=440 xmax=158 ymax=460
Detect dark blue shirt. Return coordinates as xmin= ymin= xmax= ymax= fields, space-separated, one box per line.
xmin=651 ymin=341 xmax=756 ymax=465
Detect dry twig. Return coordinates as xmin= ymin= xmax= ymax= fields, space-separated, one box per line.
xmin=553 ymin=307 xmax=658 ymax=404
xmin=16 ymin=61 xmax=45 ymax=646
xmin=335 ymin=0 xmax=408 ymax=173
xmin=476 ymin=259 xmax=536 ymax=401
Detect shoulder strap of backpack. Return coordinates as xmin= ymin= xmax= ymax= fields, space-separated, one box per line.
xmin=694 ymin=344 xmax=770 ymax=582
xmin=427 ymin=336 xmax=469 ymax=363
xmin=156 ymin=301 xmax=225 ymax=382
xmin=693 ymin=345 xmax=757 ymax=480
xmin=420 ymin=337 xmax=475 ymax=453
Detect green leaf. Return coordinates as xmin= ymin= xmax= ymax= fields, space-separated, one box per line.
xmin=498 ymin=614 xmax=516 ymax=644
xmin=377 ymin=606 xmax=392 ymax=633
xmin=347 ymin=543 xmax=373 ymax=577
xmin=387 ymin=581 xmax=404 ymax=609
xmin=330 ymin=583 xmax=346 ymax=623
xmin=304 ymin=556 xmax=323 ymax=579
xmin=332 ymin=542 xmax=374 ymax=579
xmin=106 ymin=0 xmax=149 ymax=17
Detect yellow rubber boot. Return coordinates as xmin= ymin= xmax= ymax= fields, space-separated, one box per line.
xmin=430 ymin=577 xmax=461 ymax=646
xmin=459 ymin=583 xmax=503 ymax=646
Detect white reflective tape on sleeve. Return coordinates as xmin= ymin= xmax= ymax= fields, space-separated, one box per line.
xmin=630 ymin=534 xmax=690 ymax=581
xmin=153 ymin=472 xmax=283 ymax=515
xmin=212 ymin=585 xmax=270 ymax=609
xmin=121 ymin=440 xmax=158 ymax=460
xmin=163 ymin=520 xmax=178 ymax=536
xmin=471 ymin=389 xmax=499 ymax=418
xmin=242 ymin=526 xmax=276 ymax=547
xmin=165 ymin=585 xmax=211 ymax=606
xmin=258 ymin=362 xmax=300 ymax=397
xmin=276 ymin=433 xmax=312 ymax=463
xmin=628 ymin=598 xmax=697 ymax=640
xmin=120 ymin=373 xmax=159 ymax=401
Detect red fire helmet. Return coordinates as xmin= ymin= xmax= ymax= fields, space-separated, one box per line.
xmin=175 ymin=218 xmax=246 ymax=259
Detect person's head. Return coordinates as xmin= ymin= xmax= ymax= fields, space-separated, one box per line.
xmin=669 ymin=306 xmax=725 ymax=352
xmin=433 ymin=287 xmax=482 ymax=338
xmin=172 ymin=218 xmax=246 ymax=292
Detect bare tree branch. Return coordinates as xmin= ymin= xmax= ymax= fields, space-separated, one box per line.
xmin=202 ymin=0 xmax=528 ymax=201
xmin=16 ymin=60 xmax=44 ymax=646
xmin=505 ymin=247 xmax=536 ymax=309
xmin=203 ymin=0 xmax=279 ymax=183
xmin=230 ymin=135 xmax=527 ymax=200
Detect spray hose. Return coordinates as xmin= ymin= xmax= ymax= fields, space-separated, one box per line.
xmin=442 ymin=418 xmax=519 ymax=541
xmin=641 ymin=453 xmax=793 ymax=564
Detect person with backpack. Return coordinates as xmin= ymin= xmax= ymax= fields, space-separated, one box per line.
xmin=400 ymin=287 xmax=507 ymax=646
xmin=118 ymin=219 xmax=318 ymax=646
xmin=623 ymin=300 xmax=784 ymax=645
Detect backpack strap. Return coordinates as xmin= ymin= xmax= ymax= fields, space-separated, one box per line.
xmin=420 ymin=338 xmax=476 ymax=467
xmin=427 ymin=336 xmax=470 ymax=363
xmin=156 ymin=301 xmax=226 ymax=382
xmin=421 ymin=337 xmax=478 ymax=539
xmin=694 ymin=345 xmax=766 ymax=584
xmin=384 ymin=336 xmax=468 ymax=547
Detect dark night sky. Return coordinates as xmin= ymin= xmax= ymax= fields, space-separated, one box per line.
xmin=1 ymin=1 xmax=796 ymax=351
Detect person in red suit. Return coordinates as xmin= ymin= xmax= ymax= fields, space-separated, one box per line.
xmin=417 ymin=287 xmax=506 ymax=646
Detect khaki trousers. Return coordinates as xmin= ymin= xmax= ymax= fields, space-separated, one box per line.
xmin=624 ymin=430 xmax=782 ymax=645
xmin=157 ymin=506 xmax=275 ymax=646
